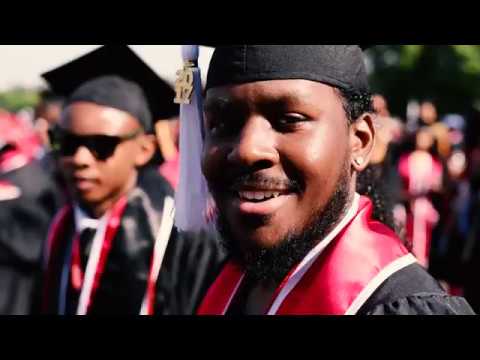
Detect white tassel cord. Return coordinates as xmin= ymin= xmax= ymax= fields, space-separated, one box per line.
xmin=175 ymin=45 xmax=213 ymax=232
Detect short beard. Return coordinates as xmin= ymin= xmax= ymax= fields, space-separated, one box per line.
xmin=217 ymin=163 xmax=352 ymax=287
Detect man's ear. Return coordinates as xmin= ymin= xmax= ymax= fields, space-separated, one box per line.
xmin=350 ymin=113 xmax=376 ymax=172
xmin=135 ymin=134 xmax=156 ymax=167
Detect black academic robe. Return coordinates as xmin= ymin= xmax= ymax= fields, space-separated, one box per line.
xmin=41 ymin=173 xmax=226 ymax=315
xmin=358 ymin=263 xmax=474 ymax=315
xmin=0 ymin=160 xmax=61 ymax=315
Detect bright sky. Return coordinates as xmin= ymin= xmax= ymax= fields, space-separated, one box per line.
xmin=0 ymin=45 xmax=215 ymax=91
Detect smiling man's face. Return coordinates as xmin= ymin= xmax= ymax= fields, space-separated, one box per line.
xmin=203 ymin=79 xmax=363 ymax=264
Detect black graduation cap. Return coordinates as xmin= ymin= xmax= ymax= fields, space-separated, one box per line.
xmin=174 ymin=45 xmax=374 ymax=233
xmin=42 ymin=45 xmax=179 ymax=131
xmin=201 ymin=45 xmax=372 ymax=92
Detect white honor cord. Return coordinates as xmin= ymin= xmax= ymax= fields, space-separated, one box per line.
xmin=140 ymin=196 xmax=176 ymax=315
xmin=76 ymin=217 xmax=109 ymax=316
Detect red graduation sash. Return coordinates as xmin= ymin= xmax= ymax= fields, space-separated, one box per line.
xmin=42 ymin=197 xmax=128 ymax=314
xmin=198 ymin=196 xmax=416 ymax=315
xmin=43 ymin=195 xmax=170 ymax=315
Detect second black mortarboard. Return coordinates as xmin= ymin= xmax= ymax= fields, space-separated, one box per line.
xmin=42 ymin=45 xmax=179 ymax=132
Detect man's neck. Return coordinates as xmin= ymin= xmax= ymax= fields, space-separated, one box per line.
xmin=78 ymin=172 xmax=138 ymax=219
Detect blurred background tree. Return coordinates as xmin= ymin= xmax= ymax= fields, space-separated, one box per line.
xmin=366 ymin=45 xmax=480 ymax=117
xmin=0 ymin=87 xmax=40 ymax=113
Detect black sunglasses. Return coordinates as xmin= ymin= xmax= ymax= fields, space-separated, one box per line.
xmin=49 ymin=127 xmax=142 ymax=161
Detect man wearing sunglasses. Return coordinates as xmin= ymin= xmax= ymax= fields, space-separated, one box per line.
xmin=38 ymin=45 xmax=225 ymax=315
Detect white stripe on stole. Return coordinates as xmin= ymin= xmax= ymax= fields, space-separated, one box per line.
xmin=222 ymin=274 xmax=246 ymax=315
xmin=267 ymin=194 xmax=361 ymax=315
xmin=140 ymin=196 xmax=176 ymax=315
xmin=75 ymin=214 xmax=110 ymax=315
xmin=344 ymin=254 xmax=418 ymax=315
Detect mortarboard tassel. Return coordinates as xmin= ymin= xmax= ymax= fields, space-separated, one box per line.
xmin=174 ymin=45 xmax=215 ymax=232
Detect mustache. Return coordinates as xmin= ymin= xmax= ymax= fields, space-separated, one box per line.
xmin=227 ymin=173 xmax=301 ymax=192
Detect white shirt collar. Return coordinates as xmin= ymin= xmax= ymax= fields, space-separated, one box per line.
xmin=73 ymin=205 xmax=108 ymax=234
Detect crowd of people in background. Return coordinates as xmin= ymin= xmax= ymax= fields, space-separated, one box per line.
xmin=364 ymin=95 xmax=480 ymax=313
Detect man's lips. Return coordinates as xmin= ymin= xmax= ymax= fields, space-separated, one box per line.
xmin=237 ymin=189 xmax=289 ymax=202
xmin=72 ymin=176 xmax=98 ymax=191
xmin=224 ymin=185 xmax=296 ymax=217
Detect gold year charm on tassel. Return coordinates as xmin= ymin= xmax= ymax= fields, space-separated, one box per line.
xmin=174 ymin=60 xmax=195 ymax=105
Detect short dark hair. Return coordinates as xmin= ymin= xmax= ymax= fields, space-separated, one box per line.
xmin=337 ymin=88 xmax=374 ymax=124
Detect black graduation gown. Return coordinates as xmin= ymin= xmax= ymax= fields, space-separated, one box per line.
xmin=0 ymin=160 xmax=61 ymax=315
xmin=138 ymin=166 xmax=227 ymax=314
xmin=41 ymin=173 xmax=226 ymax=315
xmin=358 ymin=263 xmax=474 ymax=315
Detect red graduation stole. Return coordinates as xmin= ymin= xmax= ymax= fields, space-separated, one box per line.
xmin=43 ymin=195 xmax=168 ymax=315
xmin=198 ymin=196 xmax=417 ymax=315
xmin=42 ymin=197 xmax=128 ymax=314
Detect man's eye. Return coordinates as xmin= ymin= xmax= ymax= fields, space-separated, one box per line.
xmin=210 ymin=122 xmax=227 ymax=134
xmin=206 ymin=117 xmax=230 ymax=136
xmin=206 ymin=110 xmax=245 ymax=137
xmin=277 ymin=114 xmax=308 ymax=127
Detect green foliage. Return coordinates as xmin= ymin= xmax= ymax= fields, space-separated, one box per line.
xmin=0 ymin=88 xmax=40 ymax=113
xmin=366 ymin=45 xmax=480 ymax=118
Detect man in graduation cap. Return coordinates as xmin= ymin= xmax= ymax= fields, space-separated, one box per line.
xmin=176 ymin=45 xmax=474 ymax=315
xmin=39 ymin=45 xmax=225 ymax=315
